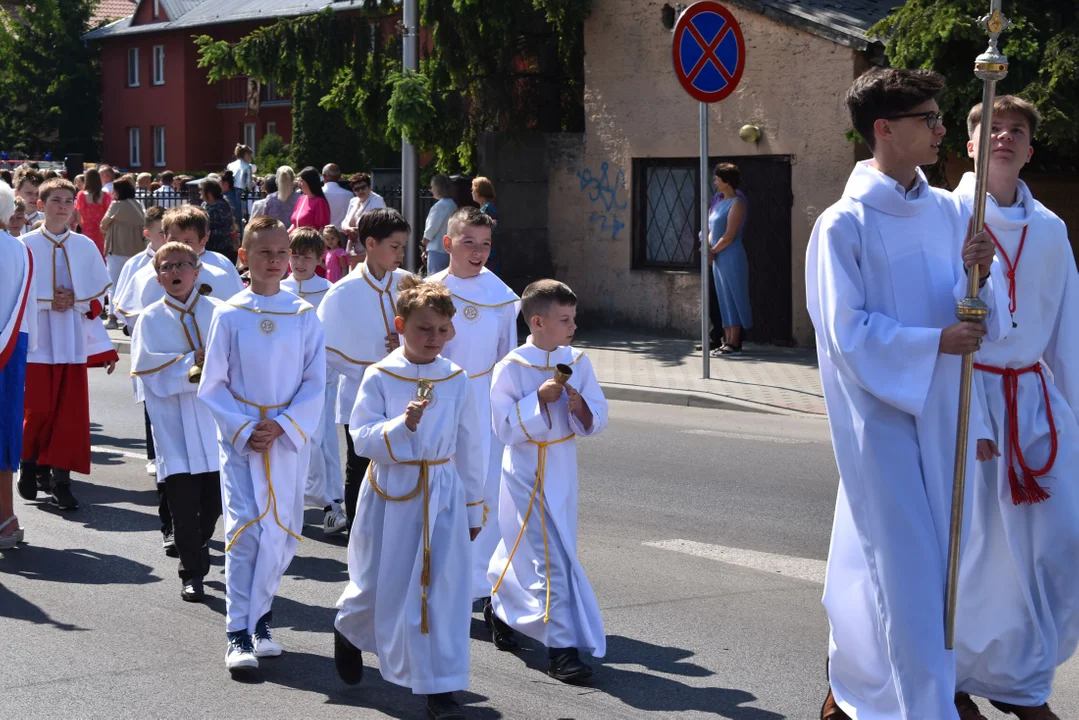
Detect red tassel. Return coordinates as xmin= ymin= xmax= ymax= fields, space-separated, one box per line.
xmin=1022 ymin=468 xmax=1051 ymax=504
xmin=1009 ymin=466 xmax=1028 ymax=505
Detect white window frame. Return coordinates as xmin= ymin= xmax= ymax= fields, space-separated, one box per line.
xmin=129 ymin=127 xmax=141 ymax=167
xmin=266 ymin=121 xmax=277 ymax=137
xmin=153 ymin=126 xmax=166 ymax=167
xmin=152 ymin=45 xmax=165 ymax=85
xmin=243 ymin=122 xmax=257 ymax=155
xmin=127 ymin=48 xmax=139 ymax=87
xmin=153 ymin=0 xmax=160 ymax=18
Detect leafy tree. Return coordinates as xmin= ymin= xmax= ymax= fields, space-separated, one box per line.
xmin=196 ymin=0 xmax=590 ymax=173
xmin=0 ymin=0 xmax=101 ymax=158
xmin=873 ymin=0 xmax=1078 ymax=170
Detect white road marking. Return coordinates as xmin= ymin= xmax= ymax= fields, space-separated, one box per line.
xmin=644 ymin=539 xmax=826 ymax=584
xmin=90 ymin=445 xmax=148 ymax=461
xmin=679 ymin=428 xmax=815 ymax=444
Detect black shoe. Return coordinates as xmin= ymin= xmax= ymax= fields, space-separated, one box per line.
xmin=17 ymin=462 xmax=38 ymax=500
xmin=548 ymin=648 xmax=593 ymax=684
xmin=181 ymin=578 xmax=204 ymax=603
xmin=483 ymin=599 xmax=518 ymax=651
xmin=163 ymin=531 xmax=178 ymax=557
xmin=35 ymin=464 xmax=52 ymax=493
xmin=333 ymin=628 xmax=364 ymax=685
xmin=49 ymin=472 xmax=79 ymax=511
xmin=425 ymin=692 xmax=466 ymax=720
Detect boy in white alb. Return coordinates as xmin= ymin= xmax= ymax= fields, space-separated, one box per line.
xmin=333 ymin=276 xmax=485 ymax=720
xmin=282 ymin=227 xmax=346 ymax=535
xmin=952 ymin=97 xmax=1078 ymax=720
xmin=317 ymin=208 xmax=411 ymax=528
xmin=115 ymin=206 xmax=167 ymax=332
xmin=17 ymin=179 xmax=118 ymax=511
xmin=487 ymin=279 xmax=608 ymax=683
xmin=198 ymin=216 xmax=326 ymax=674
xmin=428 ymin=206 xmax=520 ymax=618
xmin=130 ymin=242 xmax=222 ymax=603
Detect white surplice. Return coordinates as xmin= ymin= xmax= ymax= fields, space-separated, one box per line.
xmin=0 ymin=229 xmax=37 ymax=353
xmin=806 ymin=161 xmax=1010 ymax=719
xmin=428 ymin=268 xmax=520 ymax=599
xmin=197 ymin=288 xmax=326 ymax=634
xmin=950 ymin=173 xmax=1079 ymax=707
xmin=283 ymin=274 xmax=342 ymax=508
xmin=486 ymin=342 xmax=608 ymax=656
xmin=116 ymin=255 xmax=244 ymax=326
xmin=198 ymin=249 xmax=242 ymax=283
xmin=317 ymin=263 xmax=410 ymax=424
xmin=114 ymin=247 xmax=154 ymax=328
xmin=130 ymin=291 xmax=220 ymax=478
xmin=334 ymin=350 xmax=485 ymax=695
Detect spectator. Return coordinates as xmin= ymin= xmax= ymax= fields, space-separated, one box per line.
xmin=200 ymin=176 xmax=237 ymax=264
xmin=706 ymin=162 xmax=752 ymax=357
xmin=422 ymin=173 xmax=457 ymax=275
xmin=261 ymin=166 xmax=299 ymax=227
xmin=99 ymin=176 xmax=146 ymax=329
xmin=8 ymin=196 xmax=27 ymax=237
xmin=153 ymin=170 xmax=179 ymax=207
xmin=342 ymin=172 xmax=385 ymax=267
xmin=0 ymin=169 xmax=11 ymax=187
xmin=321 ymin=163 xmax=352 ymax=231
xmin=99 ymin=165 xmax=116 ymax=194
xmin=289 ymin=166 xmax=330 ymax=232
xmin=74 ymin=174 xmax=85 ymax=192
xmin=321 ymin=225 xmax=348 ymax=283
xmin=472 ymin=176 xmax=500 ymax=273
xmin=249 ymin=175 xmax=276 ymax=219
xmin=74 ymin=167 xmax=112 ymax=256
xmin=220 ymin=169 xmax=243 ymax=229
xmin=136 ymin=172 xmax=152 ymax=191
xmin=227 ymin=143 xmax=253 ymax=221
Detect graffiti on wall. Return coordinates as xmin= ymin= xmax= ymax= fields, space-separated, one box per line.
xmin=577 ymin=162 xmax=627 ymax=239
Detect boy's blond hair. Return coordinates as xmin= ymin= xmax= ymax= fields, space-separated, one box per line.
xmin=152 ymin=241 xmax=199 ymax=271
xmin=243 ymin=215 xmax=285 ymax=249
xmin=162 ymin=205 xmax=208 ymax=239
xmin=13 ymin=165 xmax=42 ymax=192
xmin=395 ymin=275 xmax=455 ymax=321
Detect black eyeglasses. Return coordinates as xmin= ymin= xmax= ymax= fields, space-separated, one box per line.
xmin=158 ymin=261 xmax=195 ymax=274
xmin=885 ymin=111 xmax=944 ymax=129
xmin=353 ymin=185 xmax=369 ymax=192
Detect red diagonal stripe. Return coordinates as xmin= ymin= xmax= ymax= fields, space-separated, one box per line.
xmin=712 ymin=26 xmax=735 ymax=84
xmin=684 ymin=20 xmax=724 ymax=83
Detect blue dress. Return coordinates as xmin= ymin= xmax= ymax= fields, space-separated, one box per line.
xmin=709 ymin=195 xmax=752 ymax=329
xmin=0 ymin=333 xmax=28 ymax=471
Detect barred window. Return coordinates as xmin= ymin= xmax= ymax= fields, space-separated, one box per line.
xmin=633 ymin=158 xmax=701 ymax=270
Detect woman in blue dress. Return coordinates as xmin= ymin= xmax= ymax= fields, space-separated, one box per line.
xmin=707 ymin=163 xmax=752 ymax=356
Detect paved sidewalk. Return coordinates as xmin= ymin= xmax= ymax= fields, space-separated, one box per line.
xmin=107 ymin=327 xmax=826 ymax=416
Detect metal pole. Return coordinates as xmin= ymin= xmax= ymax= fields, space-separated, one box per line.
xmin=944 ymin=0 xmax=1009 ymax=650
xmin=401 ymin=0 xmax=420 ymax=272
xmin=700 ymin=101 xmax=710 ymax=379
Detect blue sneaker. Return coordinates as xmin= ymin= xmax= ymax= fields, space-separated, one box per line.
xmin=226 ymin=630 xmax=258 ymax=672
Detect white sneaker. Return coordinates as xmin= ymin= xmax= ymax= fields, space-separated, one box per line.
xmin=145 ymin=460 xmax=157 ymax=476
xmin=253 ymin=613 xmax=282 ymax=657
xmin=226 ymin=632 xmax=258 ymax=671
xmin=323 ymin=504 xmax=348 ymax=535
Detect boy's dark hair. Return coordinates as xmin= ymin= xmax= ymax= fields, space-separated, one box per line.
xmin=289 ymin=226 xmax=326 ymax=256
xmin=967 ymin=94 xmax=1041 ymax=139
xmin=199 ymin=177 xmax=223 ymax=201
xmin=521 ymin=279 xmax=577 ymax=323
xmin=162 ymin=205 xmax=208 ymax=239
xmin=447 ymin=205 xmax=496 ymax=239
xmin=0 ymin=169 xmax=12 ymax=186
xmin=13 ymin=165 xmax=43 ymax=191
xmin=113 ymin=176 xmax=136 ymax=200
xmin=144 ymin=205 xmax=165 ymax=227
xmin=158 ymin=170 xmax=175 ymax=186
xmin=357 ymin=207 xmax=410 ymax=246
xmin=846 ymin=68 xmax=946 ymax=151
xmin=39 ymin=178 xmax=76 ymax=203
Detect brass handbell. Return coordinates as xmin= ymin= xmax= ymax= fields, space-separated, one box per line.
xmin=416 ymin=379 xmax=435 ymax=403
xmin=188 ymin=363 xmax=203 ymax=384
xmin=553 ymin=363 xmax=573 ymax=385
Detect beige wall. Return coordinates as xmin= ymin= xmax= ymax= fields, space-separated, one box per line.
xmin=548 ymin=0 xmax=861 ymax=345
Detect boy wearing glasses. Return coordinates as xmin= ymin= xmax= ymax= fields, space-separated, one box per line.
xmin=130 ymin=242 xmax=222 ymax=603
xmin=807 ymin=68 xmax=1008 ymax=719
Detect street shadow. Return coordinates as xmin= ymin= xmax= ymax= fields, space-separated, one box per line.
xmin=199 ymin=583 xmax=338 ymax=636
xmin=576 ymin=329 xmax=818 ymax=371
xmin=26 ymin=495 xmax=161 ymax=533
xmin=284 ymin=554 xmax=349 ymax=584
xmin=0 ymin=583 xmax=89 ymax=631
xmin=90 ymin=424 xmax=148 ymax=454
xmin=0 ymin=544 xmax=162 ymax=586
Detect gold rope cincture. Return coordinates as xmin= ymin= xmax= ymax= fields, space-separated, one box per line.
xmin=224 ymin=394 xmax=304 ymax=552
xmin=365 ymin=454 xmax=450 ymax=634
xmin=361 ymin=266 xmax=395 ymax=339
xmin=42 ymin=227 xmax=110 ymax=303
xmin=491 ymin=430 xmax=576 ymax=623
xmin=164 ymin=295 xmax=205 ymax=352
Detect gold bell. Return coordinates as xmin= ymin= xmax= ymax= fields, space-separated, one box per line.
xmin=416 ymin=379 xmax=434 ymax=402
xmin=553 ymin=363 xmax=573 ymax=386
xmin=188 ymin=364 xmax=203 ymax=384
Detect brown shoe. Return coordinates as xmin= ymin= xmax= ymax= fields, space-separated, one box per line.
xmin=821 ymin=689 xmax=850 ymax=720
xmin=989 ymin=700 xmax=1060 ymax=720
xmin=956 ymin=693 xmax=988 ymax=720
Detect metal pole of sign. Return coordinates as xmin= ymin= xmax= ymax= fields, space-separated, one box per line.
xmin=401 ymin=0 xmax=420 ymax=272
xmin=700 ymin=101 xmax=710 ymax=379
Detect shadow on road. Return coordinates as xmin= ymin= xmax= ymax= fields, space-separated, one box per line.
xmin=0 ymin=584 xmax=89 ymax=632
xmin=0 ymin=544 xmax=162 ymax=586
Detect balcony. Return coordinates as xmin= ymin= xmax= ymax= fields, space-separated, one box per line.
xmin=216 ymin=77 xmax=291 ymax=110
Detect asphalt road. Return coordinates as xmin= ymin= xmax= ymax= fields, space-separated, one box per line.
xmin=1 ymin=356 xmax=1076 ymax=719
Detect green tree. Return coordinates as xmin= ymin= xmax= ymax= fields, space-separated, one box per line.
xmin=873 ymin=0 xmax=1078 ymax=169
xmin=195 ymin=0 xmax=590 ymax=174
xmin=0 ymin=0 xmax=101 ymax=158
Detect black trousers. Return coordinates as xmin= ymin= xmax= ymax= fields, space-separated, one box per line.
xmin=164 ymin=471 xmax=222 ymax=582
xmin=144 ymin=406 xmax=156 ymax=461
xmin=342 ymin=424 xmax=371 ymax=527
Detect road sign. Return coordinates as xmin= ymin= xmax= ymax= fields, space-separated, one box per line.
xmin=672 ymin=1 xmax=746 ymax=104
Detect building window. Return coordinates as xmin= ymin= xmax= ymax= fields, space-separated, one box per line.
xmin=266 ymin=121 xmax=277 ymax=137
xmin=153 ymin=127 xmax=166 ymax=167
xmin=243 ymin=123 xmax=257 ymax=154
xmin=152 ymin=45 xmax=164 ymax=85
xmin=153 ymin=0 xmax=160 ymax=18
xmin=633 ymin=158 xmax=701 ymax=269
xmin=127 ymin=48 xmax=139 ymax=87
xmin=129 ymin=127 xmax=141 ymax=167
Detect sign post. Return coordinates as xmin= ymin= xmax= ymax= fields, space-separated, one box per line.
xmin=671 ymin=1 xmax=746 ymax=379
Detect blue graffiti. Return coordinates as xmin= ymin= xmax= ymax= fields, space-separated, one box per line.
xmin=577 ymin=162 xmax=627 ymax=239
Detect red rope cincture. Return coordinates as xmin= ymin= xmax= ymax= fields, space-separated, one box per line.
xmin=974 ymin=362 xmax=1057 ymax=505
xmin=985 ymin=225 xmax=1027 ymax=315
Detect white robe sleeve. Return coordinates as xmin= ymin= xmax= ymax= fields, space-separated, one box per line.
xmin=566 ymin=354 xmax=608 ymax=437
xmin=317 ymin=292 xmax=370 ymax=383
xmin=349 ymin=372 xmax=417 ymax=463
xmin=491 ymin=361 xmax=551 ymax=445
xmin=455 ymin=377 xmax=486 ymax=528
xmin=807 ymin=211 xmax=941 ymax=416
xmin=197 ymin=310 xmax=256 ymax=455
xmin=497 ymin=305 xmax=519 ymax=361
xmin=274 ymin=313 xmax=326 ymax=453
xmin=1043 ymin=241 xmax=1079 ymax=412
xmin=130 ymin=316 xmax=198 ymax=399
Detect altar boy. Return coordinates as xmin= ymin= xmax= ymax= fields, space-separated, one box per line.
xmin=198 ymin=216 xmax=325 ymax=674
xmin=487 ymin=279 xmax=608 ymax=683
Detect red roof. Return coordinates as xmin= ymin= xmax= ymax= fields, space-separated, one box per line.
xmin=91 ymin=0 xmax=136 ymax=25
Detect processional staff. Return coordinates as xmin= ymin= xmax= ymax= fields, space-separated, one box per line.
xmin=943 ymin=0 xmax=1011 ymax=650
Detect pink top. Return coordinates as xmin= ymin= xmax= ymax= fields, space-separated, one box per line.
xmin=290 ymin=195 xmax=331 ymax=231
xmin=323 ymin=247 xmax=348 ymax=283
xmin=75 ymin=190 xmax=112 ymax=257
